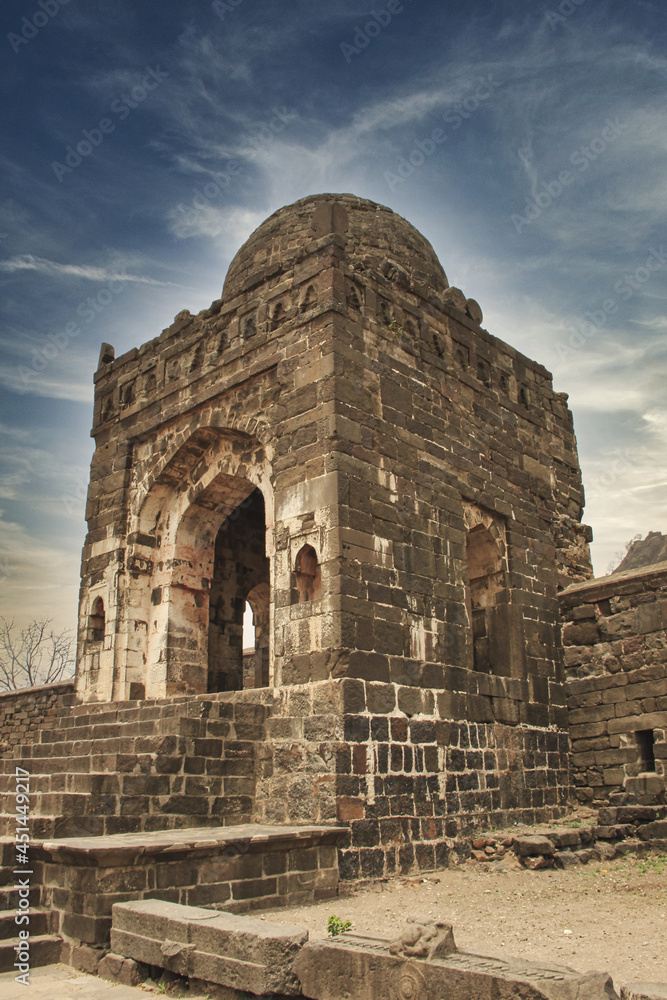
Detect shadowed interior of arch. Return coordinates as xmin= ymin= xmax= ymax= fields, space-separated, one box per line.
xmin=207 ymin=488 xmax=269 ymax=692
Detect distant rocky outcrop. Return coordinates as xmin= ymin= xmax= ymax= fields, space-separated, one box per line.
xmin=613 ymin=531 xmax=667 ymax=573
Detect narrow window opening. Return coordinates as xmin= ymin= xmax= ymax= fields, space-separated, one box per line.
xmin=465 ymin=524 xmax=510 ymax=675
xmin=87 ymin=597 xmax=105 ymax=643
xmin=190 ymin=343 xmax=205 ymax=371
xmin=120 ymin=381 xmax=135 ymax=407
xmin=347 ymin=284 xmax=362 ymax=311
xmin=455 ymin=345 xmax=469 ymax=369
xmin=244 ymin=315 xmax=257 ymax=338
xmin=270 ymin=303 xmax=284 ymax=330
xmin=293 ymin=544 xmax=321 ymax=603
xmin=242 ymin=601 xmax=255 ymax=652
xmin=379 ymin=300 xmax=393 ymax=326
xmin=636 ymin=729 xmax=656 ymax=772
xmin=301 ymin=285 xmax=317 ymax=312
xmin=477 ymin=359 xmax=491 ymax=387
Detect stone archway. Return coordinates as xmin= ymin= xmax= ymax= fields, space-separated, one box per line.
xmin=116 ymin=428 xmax=273 ymax=700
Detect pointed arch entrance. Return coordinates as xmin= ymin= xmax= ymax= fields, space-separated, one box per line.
xmin=117 ymin=428 xmax=273 ymax=700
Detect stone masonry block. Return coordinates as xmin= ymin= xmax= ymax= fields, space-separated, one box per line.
xmin=111 ymin=898 xmax=307 ymax=995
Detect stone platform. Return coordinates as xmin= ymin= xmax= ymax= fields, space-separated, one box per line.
xmin=0 ymin=823 xmax=345 ymax=968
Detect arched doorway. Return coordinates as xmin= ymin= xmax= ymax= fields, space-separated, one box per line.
xmin=118 ymin=428 xmax=273 ymax=700
xmin=207 ymin=488 xmax=270 ymax=692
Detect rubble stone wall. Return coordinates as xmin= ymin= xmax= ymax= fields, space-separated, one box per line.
xmin=561 ymin=562 xmax=667 ymax=803
xmin=0 ymin=682 xmax=75 ymax=757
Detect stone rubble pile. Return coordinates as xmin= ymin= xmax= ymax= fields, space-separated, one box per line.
xmin=467 ymin=805 xmax=667 ymax=869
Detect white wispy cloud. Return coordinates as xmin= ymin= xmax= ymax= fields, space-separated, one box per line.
xmin=0 ymin=254 xmax=181 ymax=286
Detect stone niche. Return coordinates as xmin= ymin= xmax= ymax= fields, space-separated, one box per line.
xmin=70 ymin=192 xmax=594 ymax=864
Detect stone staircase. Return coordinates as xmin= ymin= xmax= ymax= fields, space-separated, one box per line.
xmin=0 ymin=694 xmax=268 ymax=839
xmin=0 ymin=692 xmax=271 ymax=970
xmin=0 ymin=841 xmax=61 ymax=973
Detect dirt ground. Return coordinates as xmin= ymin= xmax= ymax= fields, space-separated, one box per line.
xmin=260 ymin=851 xmax=667 ymax=993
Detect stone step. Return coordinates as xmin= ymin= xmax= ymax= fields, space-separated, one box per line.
xmin=598 ymin=804 xmax=667 ymax=826
xmin=637 ymin=819 xmax=667 ymax=840
xmin=0 ymin=883 xmax=41 ymax=912
xmin=0 ymin=934 xmax=62 ymax=973
xmin=594 ymin=824 xmax=637 ymax=840
xmin=0 ymin=908 xmax=50 ymax=940
xmin=37 ymin=822 xmax=345 ymax=948
xmin=39 ymin=697 xmax=265 ymax=727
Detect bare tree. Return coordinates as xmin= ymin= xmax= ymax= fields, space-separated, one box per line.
xmin=0 ymin=618 xmax=75 ymax=692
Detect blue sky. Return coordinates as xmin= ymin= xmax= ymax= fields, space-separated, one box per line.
xmin=1 ymin=0 xmax=666 ymax=635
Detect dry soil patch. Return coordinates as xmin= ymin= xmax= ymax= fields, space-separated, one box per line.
xmin=261 ymin=852 xmax=667 ymax=991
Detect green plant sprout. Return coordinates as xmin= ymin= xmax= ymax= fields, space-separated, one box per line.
xmin=328 ymin=914 xmax=352 ymax=936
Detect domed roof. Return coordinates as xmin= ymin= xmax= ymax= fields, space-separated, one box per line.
xmin=222 ymin=193 xmax=449 ymax=300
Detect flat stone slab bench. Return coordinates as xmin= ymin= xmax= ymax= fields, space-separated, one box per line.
xmin=33 ymin=823 xmax=346 ymax=948
xmin=110 ymin=898 xmax=307 ymax=996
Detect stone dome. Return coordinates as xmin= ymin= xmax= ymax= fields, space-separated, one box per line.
xmin=222 ymin=193 xmax=449 ymax=300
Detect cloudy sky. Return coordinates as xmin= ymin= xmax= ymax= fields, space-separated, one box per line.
xmin=1 ymin=0 xmax=666 ymax=636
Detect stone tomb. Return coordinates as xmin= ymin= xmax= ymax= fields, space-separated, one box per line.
xmin=71 ymin=192 xmax=593 ymax=855
xmin=0 ymin=193 xmax=598 ymax=967
xmin=37 ymin=823 xmax=344 ymax=952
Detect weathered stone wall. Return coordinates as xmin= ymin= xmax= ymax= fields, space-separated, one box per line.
xmin=0 ymin=682 xmax=75 ymax=758
xmin=560 ymin=562 xmax=667 ymax=803
xmin=256 ymin=678 xmax=572 ymax=879
xmin=0 ymin=692 xmax=268 ymax=840
xmin=1 ymin=681 xmax=571 ymax=876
